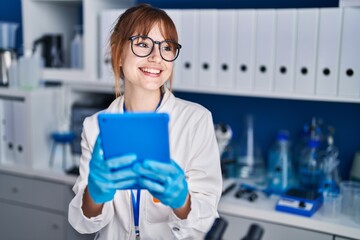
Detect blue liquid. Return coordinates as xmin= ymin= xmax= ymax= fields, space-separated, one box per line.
xmin=299 ymin=167 xmax=322 ymax=190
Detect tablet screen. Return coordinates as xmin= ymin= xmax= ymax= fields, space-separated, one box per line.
xmin=98 ymin=112 xmax=170 ymax=163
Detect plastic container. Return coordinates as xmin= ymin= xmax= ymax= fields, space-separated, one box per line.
xmin=354 ymin=191 xmax=360 ymax=224
xmin=70 ymin=25 xmax=83 ymax=69
xmin=0 ymin=22 xmax=19 ymax=49
xmin=8 ymin=60 xmax=19 ymax=88
xmin=340 ymin=181 xmax=360 ymax=217
xmin=320 ymin=192 xmax=342 ymax=218
xmin=268 ymin=130 xmax=294 ymax=194
xmin=18 ymin=49 xmax=43 ymax=90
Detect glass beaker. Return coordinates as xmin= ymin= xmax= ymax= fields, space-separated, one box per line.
xmin=340 ymin=181 xmax=360 ymax=217
xmin=236 ymin=115 xmax=265 ymax=185
xmin=0 ymin=22 xmax=19 ymax=49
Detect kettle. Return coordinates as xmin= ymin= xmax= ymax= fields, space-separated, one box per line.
xmin=0 ymin=22 xmax=18 ymax=87
xmin=33 ymin=34 xmax=64 ymax=68
xmin=0 ymin=49 xmax=17 ymax=87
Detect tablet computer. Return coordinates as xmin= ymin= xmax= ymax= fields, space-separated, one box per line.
xmin=97 ymin=112 xmax=171 ymax=170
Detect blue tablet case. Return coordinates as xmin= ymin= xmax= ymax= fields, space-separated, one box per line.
xmin=97 ymin=112 xmax=170 ymax=164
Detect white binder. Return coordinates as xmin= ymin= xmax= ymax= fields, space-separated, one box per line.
xmin=99 ymin=10 xmax=126 ymax=82
xmin=294 ymin=9 xmax=319 ymax=95
xmin=198 ymin=9 xmax=218 ymax=88
xmin=338 ymin=8 xmax=360 ymax=97
xmin=254 ymin=9 xmax=276 ymax=92
xmin=179 ymin=10 xmax=199 ymax=87
xmin=316 ymin=8 xmax=343 ymax=97
xmin=217 ymin=9 xmax=237 ymax=89
xmin=3 ymin=99 xmax=15 ymax=164
xmin=0 ymin=99 xmax=5 ymax=163
xmin=274 ymin=9 xmax=297 ymax=93
xmin=236 ymin=10 xmax=256 ymax=91
xmin=13 ymin=100 xmax=27 ymax=166
xmin=165 ymin=9 xmax=182 ymax=89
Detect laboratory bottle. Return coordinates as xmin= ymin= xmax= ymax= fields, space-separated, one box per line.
xmin=70 ymin=25 xmax=83 ymax=69
xmin=298 ymin=139 xmax=322 ymax=190
xmin=319 ymin=135 xmax=341 ymax=195
xmin=18 ymin=49 xmax=42 ymax=90
xmin=267 ymin=130 xmax=294 ymax=195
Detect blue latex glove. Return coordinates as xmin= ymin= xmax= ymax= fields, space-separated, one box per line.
xmin=88 ymin=135 xmax=138 ymax=204
xmin=133 ymin=159 xmax=188 ymax=209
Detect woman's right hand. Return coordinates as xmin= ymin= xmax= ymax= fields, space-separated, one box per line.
xmin=87 ymin=135 xmax=138 ymax=204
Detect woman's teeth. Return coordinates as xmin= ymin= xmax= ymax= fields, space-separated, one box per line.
xmin=141 ymin=68 xmax=161 ymax=74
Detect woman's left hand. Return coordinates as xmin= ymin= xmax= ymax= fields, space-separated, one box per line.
xmin=133 ymin=159 xmax=188 ymax=209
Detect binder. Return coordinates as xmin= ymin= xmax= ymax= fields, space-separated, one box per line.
xmin=165 ymin=9 xmax=182 ymax=89
xmin=198 ymin=9 xmax=218 ymax=88
xmin=254 ymin=10 xmax=276 ymax=92
xmin=217 ymin=9 xmax=237 ymax=89
xmin=274 ymin=9 xmax=297 ymax=93
xmin=316 ymin=8 xmax=343 ymax=97
xmin=99 ymin=10 xmax=125 ymax=82
xmin=294 ymin=9 xmax=319 ymax=95
xmin=236 ymin=10 xmax=256 ymax=91
xmin=12 ymin=100 xmax=27 ymax=166
xmin=3 ymin=99 xmax=15 ymax=164
xmin=179 ymin=10 xmax=199 ymax=87
xmin=0 ymin=99 xmax=5 ymax=163
xmin=338 ymin=8 xmax=360 ymax=97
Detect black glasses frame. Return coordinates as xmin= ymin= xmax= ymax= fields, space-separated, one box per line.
xmin=128 ymin=35 xmax=182 ymax=62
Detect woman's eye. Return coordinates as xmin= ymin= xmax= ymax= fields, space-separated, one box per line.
xmin=162 ymin=45 xmax=172 ymax=52
xmin=136 ymin=42 xmax=149 ymax=48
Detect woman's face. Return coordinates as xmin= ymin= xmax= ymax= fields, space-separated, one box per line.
xmin=120 ymin=23 xmax=174 ymax=93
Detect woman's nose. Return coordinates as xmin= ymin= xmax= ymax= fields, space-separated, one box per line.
xmin=148 ymin=45 xmax=162 ymax=63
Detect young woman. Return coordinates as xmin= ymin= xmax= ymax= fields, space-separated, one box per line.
xmin=68 ymin=4 xmax=222 ymax=239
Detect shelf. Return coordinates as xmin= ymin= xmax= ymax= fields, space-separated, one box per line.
xmin=42 ymin=68 xmax=89 ymax=81
xmin=340 ymin=0 xmax=360 ymax=7
xmin=22 ymin=0 xmax=135 ymax=82
xmin=173 ymin=85 xmax=360 ymax=104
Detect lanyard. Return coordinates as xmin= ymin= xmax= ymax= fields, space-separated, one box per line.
xmin=124 ymin=93 xmax=163 ymax=239
xmin=131 ymin=190 xmax=141 ymax=239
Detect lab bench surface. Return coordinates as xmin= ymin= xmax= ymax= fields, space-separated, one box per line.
xmin=219 ymin=180 xmax=360 ymax=240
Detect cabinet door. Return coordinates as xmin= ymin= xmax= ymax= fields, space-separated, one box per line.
xmin=220 ymin=214 xmax=332 ymax=240
xmin=0 ymin=201 xmax=64 ymax=240
xmin=0 ymin=173 xmax=66 ymax=212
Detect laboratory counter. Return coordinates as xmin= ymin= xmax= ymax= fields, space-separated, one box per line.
xmin=219 ymin=180 xmax=360 ymax=240
xmin=1 ymin=165 xmax=359 ymax=240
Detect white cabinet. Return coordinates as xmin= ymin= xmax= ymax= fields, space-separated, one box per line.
xmin=0 ymin=170 xmax=94 ymax=240
xmin=0 ymin=88 xmax=57 ymax=170
xmin=0 ymin=201 xmax=65 ymax=240
xmin=21 ymin=0 xmax=134 ymax=82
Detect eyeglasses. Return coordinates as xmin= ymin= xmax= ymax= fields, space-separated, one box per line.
xmin=129 ymin=35 xmax=182 ymax=62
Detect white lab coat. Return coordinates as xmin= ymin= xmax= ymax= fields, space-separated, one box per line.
xmin=68 ymin=88 xmax=222 ymax=240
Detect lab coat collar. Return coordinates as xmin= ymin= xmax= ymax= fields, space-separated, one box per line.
xmin=105 ymin=86 xmax=175 ymax=114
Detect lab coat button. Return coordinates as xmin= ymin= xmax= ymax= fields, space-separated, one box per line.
xmin=172 ymin=227 xmax=180 ymax=232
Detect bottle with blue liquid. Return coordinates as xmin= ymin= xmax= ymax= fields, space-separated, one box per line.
xmin=299 ymin=139 xmax=323 ymax=190
xmin=268 ymin=130 xmax=294 ymax=194
xmin=319 ymin=132 xmax=341 ymax=195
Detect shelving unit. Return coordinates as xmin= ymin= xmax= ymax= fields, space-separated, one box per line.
xmin=21 ymin=0 xmax=135 ymax=81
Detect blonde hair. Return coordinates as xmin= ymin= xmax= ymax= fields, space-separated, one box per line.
xmin=110 ymin=3 xmax=178 ymax=97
